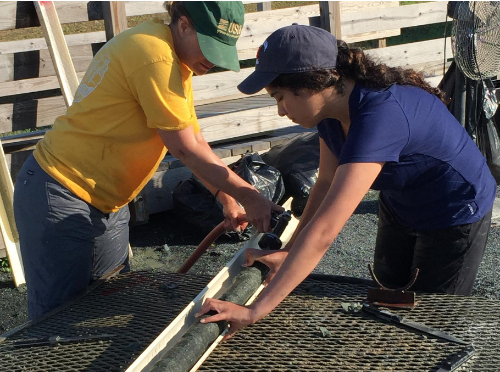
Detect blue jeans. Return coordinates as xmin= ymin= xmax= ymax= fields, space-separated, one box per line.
xmin=14 ymin=154 xmax=130 ymax=320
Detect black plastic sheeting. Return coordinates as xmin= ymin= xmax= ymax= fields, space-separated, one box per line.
xmin=439 ymin=61 xmax=500 ymax=183
xmin=172 ymin=153 xmax=284 ymax=240
xmin=262 ymin=132 xmax=320 ymax=217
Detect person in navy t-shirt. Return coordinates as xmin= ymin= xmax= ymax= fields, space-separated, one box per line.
xmin=195 ymin=25 xmax=496 ymax=340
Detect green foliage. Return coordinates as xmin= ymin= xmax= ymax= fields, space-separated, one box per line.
xmin=0 ymin=257 xmax=11 ymax=272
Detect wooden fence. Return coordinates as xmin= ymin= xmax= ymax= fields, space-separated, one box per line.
xmin=0 ymin=1 xmax=451 ymax=260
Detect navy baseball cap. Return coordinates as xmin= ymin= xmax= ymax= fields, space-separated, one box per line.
xmin=237 ymin=25 xmax=338 ymax=94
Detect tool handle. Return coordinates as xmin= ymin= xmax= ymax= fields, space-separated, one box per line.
xmin=362 ymin=303 xmax=402 ymax=323
xmin=437 ymin=345 xmax=475 ymax=372
xmin=271 ymin=211 xmax=291 ymax=238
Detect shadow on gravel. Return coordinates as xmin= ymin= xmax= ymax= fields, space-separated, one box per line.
xmin=0 ymin=278 xmax=15 ymax=289
xmin=130 ymin=210 xmax=204 ymax=248
xmin=129 ymin=209 xmax=240 ymax=249
xmin=0 ymin=272 xmax=16 ymax=289
xmin=130 ymin=198 xmax=379 ymax=249
xmin=353 ymin=199 xmax=379 ymax=215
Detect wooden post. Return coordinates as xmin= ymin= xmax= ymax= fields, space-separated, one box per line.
xmin=0 ymin=142 xmax=24 ymax=286
xmin=371 ymin=38 xmax=387 ymax=48
xmin=33 ymin=1 xmax=79 ymax=106
xmin=102 ymin=1 xmax=128 ymax=40
xmin=319 ymin=1 xmax=342 ymax=39
xmin=257 ymin=2 xmax=272 ymax=12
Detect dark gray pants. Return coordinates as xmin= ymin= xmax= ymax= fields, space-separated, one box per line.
xmin=14 ymin=154 xmax=130 ymax=320
xmin=374 ymin=196 xmax=492 ymax=295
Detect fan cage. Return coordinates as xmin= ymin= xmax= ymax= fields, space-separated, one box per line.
xmin=451 ymin=1 xmax=500 ymax=80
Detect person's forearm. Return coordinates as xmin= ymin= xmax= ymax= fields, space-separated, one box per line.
xmin=282 ymin=178 xmax=331 ymax=251
xmin=173 ymin=138 xmax=258 ymax=204
xmin=195 ymin=172 xmax=238 ymax=213
xmin=248 ymin=221 xmax=337 ymax=321
xmin=248 ymin=162 xmax=382 ymax=323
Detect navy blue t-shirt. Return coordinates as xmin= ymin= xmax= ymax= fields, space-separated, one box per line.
xmin=317 ymin=83 xmax=496 ymax=230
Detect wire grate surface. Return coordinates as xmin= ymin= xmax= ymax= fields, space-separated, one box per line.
xmin=199 ymin=277 xmax=500 ymax=371
xmin=0 ymin=271 xmax=211 ymax=372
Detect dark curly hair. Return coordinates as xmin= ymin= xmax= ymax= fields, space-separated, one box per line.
xmin=269 ymin=40 xmax=446 ymax=103
xmin=163 ymin=1 xmax=193 ymax=25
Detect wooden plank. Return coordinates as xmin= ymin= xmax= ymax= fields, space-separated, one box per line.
xmin=102 ymin=1 xmax=128 ymax=41
xmin=0 ymin=44 xmax=96 ymax=85
xmin=340 ymin=1 xmax=400 ymax=43
xmin=126 ymin=198 xmax=298 ymax=372
xmin=192 ymin=68 xmax=254 ymax=104
xmin=319 ymin=1 xmax=342 ymax=39
xmin=341 ymin=1 xmax=399 ymax=13
xmin=0 ymin=2 xmax=404 ymax=82
xmin=0 ymin=72 xmax=86 ymax=97
xmin=0 ymin=31 xmax=105 ymax=55
xmin=0 ymin=37 xmax=449 ymax=134
xmin=0 ymin=1 xmax=410 ymax=58
xmin=345 ymin=29 xmax=400 ymax=44
xmin=34 ymin=1 xmax=79 ymax=106
xmin=0 ymin=80 xmax=268 ymax=132
xmin=0 ymin=95 xmax=67 ymax=133
xmin=1 ymin=64 xmax=250 ymax=105
xmin=257 ymin=2 xmax=272 ymax=12
xmin=123 ymin=1 xmax=165 ymax=17
xmin=198 ymin=106 xmax=293 ymax=144
xmin=231 ymin=3 xmax=402 ymax=58
xmin=365 ymin=37 xmax=451 ymax=69
xmin=0 ymin=140 xmax=24 ymax=286
xmin=0 ymin=1 xmax=104 ymax=31
xmin=125 ymin=1 xmax=303 ymax=17
xmin=341 ymin=2 xmax=447 ymax=36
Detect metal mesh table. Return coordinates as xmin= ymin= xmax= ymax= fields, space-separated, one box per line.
xmin=0 ymin=272 xmax=211 ymax=372
xmin=1 ymin=273 xmax=499 ymax=371
xmin=199 ymin=276 xmax=500 ymax=372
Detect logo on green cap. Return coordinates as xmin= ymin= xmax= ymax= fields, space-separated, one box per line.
xmin=217 ymin=18 xmax=243 ymax=38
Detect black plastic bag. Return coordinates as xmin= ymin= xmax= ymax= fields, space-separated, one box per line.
xmin=439 ymin=61 xmax=500 ymax=183
xmin=261 ymin=132 xmax=320 ymax=216
xmin=229 ymin=152 xmax=285 ymax=204
xmin=172 ymin=177 xmax=225 ymax=238
xmin=475 ymin=80 xmax=500 ymax=184
xmin=172 ymin=152 xmax=285 ymax=240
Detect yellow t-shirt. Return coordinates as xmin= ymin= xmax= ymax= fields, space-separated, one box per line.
xmin=35 ymin=19 xmax=200 ymax=213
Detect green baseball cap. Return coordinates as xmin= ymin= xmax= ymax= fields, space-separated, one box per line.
xmin=184 ymin=1 xmax=244 ymax=72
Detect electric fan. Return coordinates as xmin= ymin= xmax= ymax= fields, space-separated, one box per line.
xmin=451 ymin=1 xmax=500 ymax=118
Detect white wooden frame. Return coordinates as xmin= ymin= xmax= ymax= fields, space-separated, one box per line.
xmin=127 ymin=199 xmax=299 ymax=372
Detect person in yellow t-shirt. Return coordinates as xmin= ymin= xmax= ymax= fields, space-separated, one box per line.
xmin=13 ymin=1 xmax=282 ymax=320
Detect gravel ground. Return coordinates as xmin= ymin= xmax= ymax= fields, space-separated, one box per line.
xmin=1 ymin=190 xmax=499 ymax=334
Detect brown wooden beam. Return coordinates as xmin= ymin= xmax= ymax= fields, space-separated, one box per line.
xmin=319 ymin=1 xmax=342 ymax=39
xmin=102 ymin=1 xmax=128 ymax=41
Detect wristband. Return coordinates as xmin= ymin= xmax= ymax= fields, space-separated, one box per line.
xmin=214 ymin=190 xmax=220 ymax=200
